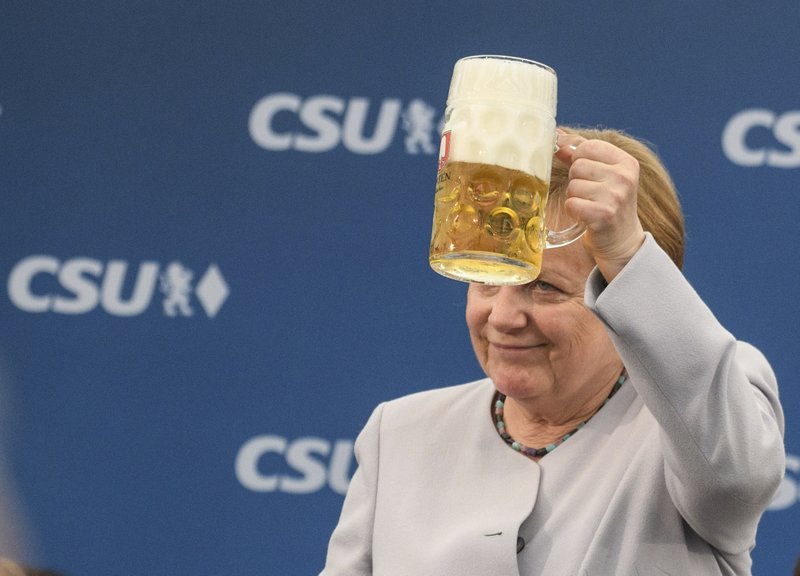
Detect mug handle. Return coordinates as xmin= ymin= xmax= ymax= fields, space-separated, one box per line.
xmin=545 ymin=133 xmax=587 ymax=248
xmin=545 ymin=221 xmax=586 ymax=248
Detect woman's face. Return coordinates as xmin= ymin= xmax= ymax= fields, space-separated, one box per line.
xmin=466 ymin=241 xmax=622 ymax=403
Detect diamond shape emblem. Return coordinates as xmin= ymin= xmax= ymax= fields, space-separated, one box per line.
xmin=195 ymin=264 xmax=229 ymax=318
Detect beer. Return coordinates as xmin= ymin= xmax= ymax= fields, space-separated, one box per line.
xmin=430 ymin=161 xmax=549 ymax=284
xmin=428 ymin=55 xmax=572 ymax=285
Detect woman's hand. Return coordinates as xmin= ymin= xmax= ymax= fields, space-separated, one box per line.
xmin=555 ymin=130 xmax=646 ymax=282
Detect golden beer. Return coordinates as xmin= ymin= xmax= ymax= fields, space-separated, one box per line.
xmin=428 ymin=55 xmax=581 ymax=285
xmin=430 ymin=161 xmax=549 ymax=285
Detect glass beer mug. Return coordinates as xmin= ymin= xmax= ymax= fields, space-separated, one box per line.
xmin=429 ymin=55 xmax=585 ymax=285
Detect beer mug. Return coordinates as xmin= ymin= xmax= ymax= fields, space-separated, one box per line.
xmin=429 ymin=55 xmax=585 ymax=285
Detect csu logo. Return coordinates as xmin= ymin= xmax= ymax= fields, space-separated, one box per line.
xmin=249 ymin=92 xmax=440 ymax=155
xmin=7 ymin=256 xmax=229 ymax=318
xmin=722 ymin=109 xmax=800 ymax=168
xmin=235 ymin=435 xmax=354 ymax=495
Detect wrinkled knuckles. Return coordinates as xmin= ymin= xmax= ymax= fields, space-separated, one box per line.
xmin=598 ymin=205 xmax=617 ymax=226
xmin=620 ymin=170 xmax=639 ymax=192
xmin=568 ymin=157 xmax=594 ymax=181
xmin=578 ymin=139 xmax=608 ymax=157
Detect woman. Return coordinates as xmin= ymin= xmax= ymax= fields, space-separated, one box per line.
xmin=320 ymin=127 xmax=785 ymax=575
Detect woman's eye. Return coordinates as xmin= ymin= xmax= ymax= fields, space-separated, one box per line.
xmin=531 ymin=280 xmax=558 ymax=292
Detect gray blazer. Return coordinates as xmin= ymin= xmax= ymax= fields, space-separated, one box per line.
xmin=321 ymin=235 xmax=785 ymax=576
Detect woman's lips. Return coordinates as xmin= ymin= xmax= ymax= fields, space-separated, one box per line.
xmin=489 ymin=342 xmax=546 ymax=353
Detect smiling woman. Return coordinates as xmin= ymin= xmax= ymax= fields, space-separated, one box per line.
xmin=465 ymin=243 xmax=625 ymax=448
xmin=320 ymin=127 xmax=785 ymax=576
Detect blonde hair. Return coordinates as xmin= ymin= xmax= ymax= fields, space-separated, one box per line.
xmin=0 ymin=558 xmax=62 ymax=576
xmin=0 ymin=558 xmax=27 ymax=576
xmin=551 ymin=126 xmax=685 ymax=269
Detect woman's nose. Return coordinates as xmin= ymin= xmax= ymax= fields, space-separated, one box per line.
xmin=487 ymin=286 xmax=530 ymax=331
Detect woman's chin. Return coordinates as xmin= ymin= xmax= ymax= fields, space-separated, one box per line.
xmin=489 ymin=368 xmax=550 ymax=400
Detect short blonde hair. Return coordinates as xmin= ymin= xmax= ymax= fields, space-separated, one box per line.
xmin=551 ymin=126 xmax=685 ymax=269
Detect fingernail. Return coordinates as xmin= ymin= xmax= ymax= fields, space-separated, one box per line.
xmin=555 ymin=131 xmax=577 ymax=152
xmin=555 ymin=139 xmax=577 ymax=153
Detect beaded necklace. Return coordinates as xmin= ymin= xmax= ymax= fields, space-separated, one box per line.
xmin=493 ymin=372 xmax=626 ymax=460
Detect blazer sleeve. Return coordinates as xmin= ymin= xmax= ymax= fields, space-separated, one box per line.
xmin=585 ymin=233 xmax=785 ymax=555
xmin=319 ymin=403 xmax=384 ymax=576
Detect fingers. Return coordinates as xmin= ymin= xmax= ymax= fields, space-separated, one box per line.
xmin=568 ymin=157 xmax=608 ymax=184
xmin=558 ymin=135 xmax=639 ymax=200
xmin=562 ymin=183 xmax=619 ymax=229
xmin=551 ymin=129 xmax=645 ymax=279
xmin=569 ymin=155 xmax=638 ymax=201
xmin=555 ymin=129 xmax=632 ymax=168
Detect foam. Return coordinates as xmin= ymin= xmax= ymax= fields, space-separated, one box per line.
xmin=443 ymin=57 xmax=557 ymax=177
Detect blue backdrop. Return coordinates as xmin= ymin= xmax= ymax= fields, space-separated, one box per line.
xmin=1 ymin=2 xmax=798 ymax=574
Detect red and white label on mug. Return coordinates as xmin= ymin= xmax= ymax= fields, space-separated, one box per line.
xmin=438 ymin=131 xmax=451 ymax=172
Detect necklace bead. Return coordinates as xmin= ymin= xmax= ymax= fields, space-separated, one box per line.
xmin=493 ymin=373 xmax=626 ymax=460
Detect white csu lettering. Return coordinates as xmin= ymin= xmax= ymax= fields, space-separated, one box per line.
xmin=235 ymin=435 xmax=354 ymax=495
xmin=722 ymin=109 xmax=800 ymax=168
xmin=8 ymin=255 xmax=159 ymax=316
xmin=249 ymin=92 xmax=402 ymax=154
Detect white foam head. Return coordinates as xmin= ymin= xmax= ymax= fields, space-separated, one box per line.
xmin=443 ymin=56 xmax=558 ymax=177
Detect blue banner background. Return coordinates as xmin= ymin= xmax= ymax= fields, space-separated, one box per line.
xmin=1 ymin=2 xmax=798 ymax=574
